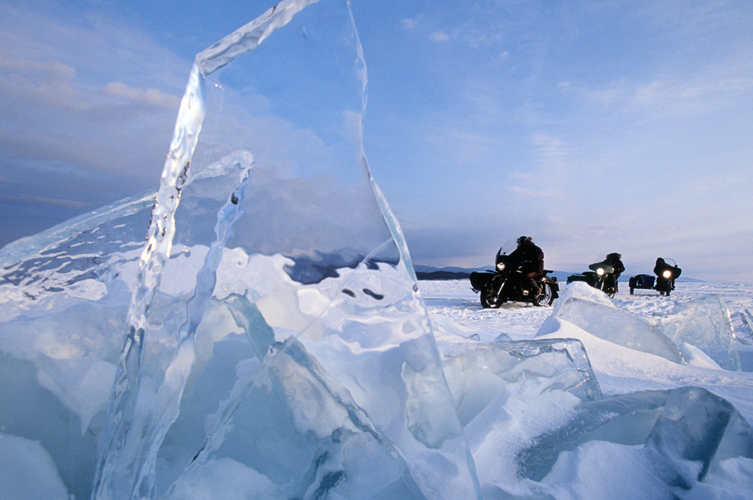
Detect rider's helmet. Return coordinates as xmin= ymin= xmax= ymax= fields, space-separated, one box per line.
xmin=517 ymin=235 xmax=529 ymax=244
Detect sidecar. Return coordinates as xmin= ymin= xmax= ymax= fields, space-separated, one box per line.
xmin=469 ymin=271 xmax=495 ymax=292
xmin=628 ymin=274 xmax=655 ymax=295
xmin=566 ymin=271 xmax=600 ymax=288
xmin=567 ymin=261 xmax=615 ymax=291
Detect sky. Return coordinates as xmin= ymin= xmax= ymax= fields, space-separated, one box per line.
xmin=1 ymin=0 xmax=752 ymax=282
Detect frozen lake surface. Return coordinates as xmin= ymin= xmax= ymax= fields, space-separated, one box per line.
xmin=420 ymin=279 xmax=753 ymax=421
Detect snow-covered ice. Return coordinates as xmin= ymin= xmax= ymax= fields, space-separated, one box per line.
xmin=421 ymin=279 xmax=753 ymax=498
xmin=1 ymin=0 xmax=752 ymax=498
xmin=422 ymin=279 xmax=753 ymax=417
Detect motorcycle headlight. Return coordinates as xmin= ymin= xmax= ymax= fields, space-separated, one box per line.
xmin=496 ymin=262 xmax=505 ymax=272
xmin=596 ymin=268 xmax=605 ymax=276
xmin=662 ymin=270 xmax=672 ymax=279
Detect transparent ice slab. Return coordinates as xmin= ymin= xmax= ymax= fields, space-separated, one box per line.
xmin=0 ymin=193 xmax=155 ymax=500
xmin=439 ymin=337 xmax=603 ymax=493
xmin=661 ymin=295 xmax=741 ymax=371
xmin=554 ymin=282 xmax=684 ymax=363
xmin=0 ymin=1 xmax=481 ymax=499
xmin=85 ymin=0 xmax=480 ymax=498
xmin=531 ymin=386 xmax=753 ymax=499
xmin=441 ymin=338 xmax=602 ymax=429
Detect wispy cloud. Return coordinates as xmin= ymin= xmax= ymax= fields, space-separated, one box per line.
xmin=590 ymin=64 xmax=753 ymax=120
xmin=0 ymin=2 xmax=187 ymax=178
xmin=103 ymin=82 xmax=181 ymax=109
xmin=397 ymin=3 xmax=524 ymax=49
xmin=507 ymin=186 xmax=559 ymax=198
xmin=400 ymin=15 xmax=423 ymax=30
xmin=430 ymin=31 xmax=451 ymax=43
xmin=0 ymin=193 xmax=88 ymax=208
xmin=0 ymin=57 xmax=75 ymax=80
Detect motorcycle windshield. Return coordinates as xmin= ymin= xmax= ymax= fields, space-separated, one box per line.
xmin=588 ymin=253 xmax=619 ymax=273
xmin=588 ymin=261 xmax=614 ymax=274
xmin=656 ymin=258 xmax=681 ymax=278
xmin=497 ymin=240 xmax=517 ymax=257
xmin=495 ymin=240 xmax=518 ymax=268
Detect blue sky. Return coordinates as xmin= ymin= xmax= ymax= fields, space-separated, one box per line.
xmin=1 ymin=0 xmax=752 ymax=281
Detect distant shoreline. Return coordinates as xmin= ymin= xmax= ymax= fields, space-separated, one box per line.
xmin=415 ymin=271 xmax=471 ymax=281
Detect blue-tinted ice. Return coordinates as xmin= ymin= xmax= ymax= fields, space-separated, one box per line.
xmin=2 ymin=0 xmax=480 ymax=498
xmin=1 ymin=0 xmax=753 ymax=498
xmin=552 ymin=282 xmax=685 ymax=363
xmin=660 ymin=295 xmax=741 ymax=371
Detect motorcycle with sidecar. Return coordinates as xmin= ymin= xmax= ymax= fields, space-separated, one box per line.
xmin=566 ymin=260 xmax=618 ymax=298
xmin=628 ymin=258 xmax=681 ymax=296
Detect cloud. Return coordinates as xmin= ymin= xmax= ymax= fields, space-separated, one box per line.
xmin=397 ymin=4 xmax=518 ymax=48
xmin=430 ymin=31 xmax=451 ymax=43
xmin=631 ymin=71 xmax=753 ymax=117
xmin=0 ymin=57 xmax=75 ymax=80
xmin=590 ymin=67 xmax=753 ymax=121
xmin=530 ymin=133 xmax=570 ymax=161
xmin=103 ymin=81 xmax=181 ymax=109
xmin=0 ymin=0 xmax=192 ymax=246
xmin=0 ymin=2 xmax=187 ymax=176
xmin=400 ymin=16 xmax=422 ymax=30
xmin=507 ymin=186 xmax=564 ymax=201
xmin=0 ymin=193 xmax=88 ymax=208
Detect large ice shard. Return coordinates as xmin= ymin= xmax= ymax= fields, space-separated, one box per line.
xmin=441 ymin=338 xmax=602 ymax=429
xmin=4 ymin=0 xmax=753 ymax=498
xmin=434 ymin=327 xmax=753 ymax=497
xmin=439 ymin=338 xmax=603 ymax=492
xmin=92 ymin=1 xmax=482 ymax=498
xmin=535 ymin=386 xmax=753 ymax=499
xmin=0 ymin=1 xmax=480 ymax=499
xmin=0 ymin=1 xmax=481 ymax=499
xmin=550 ymin=282 xmax=685 ymax=363
xmin=660 ymin=295 xmax=741 ymax=371
xmin=0 ymin=192 xmax=154 ymax=500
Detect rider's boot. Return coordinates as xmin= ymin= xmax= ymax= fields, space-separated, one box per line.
xmin=528 ymin=278 xmax=541 ymax=297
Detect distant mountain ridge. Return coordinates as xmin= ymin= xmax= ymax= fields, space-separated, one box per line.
xmin=413 ymin=265 xmax=482 ymax=281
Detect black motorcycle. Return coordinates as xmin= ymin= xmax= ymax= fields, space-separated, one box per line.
xmin=654 ymin=257 xmax=681 ymax=296
xmin=566 ymin=260 xmax=618 ymax=298
xmin=470 ymin=244 xmax=559 ymax=308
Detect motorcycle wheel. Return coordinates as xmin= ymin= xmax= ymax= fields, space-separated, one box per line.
xmin=480 ymin=281 xmax=504 ymax=308
xmin=535 ymin=283 xmax=555 ymax=306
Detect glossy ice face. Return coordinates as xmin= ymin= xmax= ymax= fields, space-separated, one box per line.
xmin=2 ymin=1 xmax=753 ymax=499
xmin=0 ymin=2 xmax=478 ymax=499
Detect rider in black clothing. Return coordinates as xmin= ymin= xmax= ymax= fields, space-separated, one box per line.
xmin=507 ymin=236 xmax=544 ymax=297
xmin=604 ymin=252 xmax=625 ymax=293
xmin=654 ymin=257 xmax=682 ymax=293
